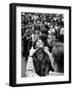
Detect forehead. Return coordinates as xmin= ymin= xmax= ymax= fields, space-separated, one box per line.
xmin=37 ymin=39 xmax=43 ymax=43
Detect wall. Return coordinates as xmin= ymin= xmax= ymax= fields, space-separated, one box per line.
xmin=0 ymin=0 xmax=72 ymax=89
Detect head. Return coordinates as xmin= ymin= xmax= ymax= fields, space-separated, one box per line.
xmin=35 ymin=34 xmax=48 ymax=60
xmin=47 ymin=34 xmax=53 ymax=45
xmin=36 ymin=39 xmax=44 ymax=49
xmin=34 ymin=25 xmax=40 ymax=34
xmin=33 ymin=34 xmax=46 ymax=49
xmin=51 ymin=43 xmax=64 ymax=73
xmin=44 ymin=24 xmax=50 ymax=30
xmin=33 ymin=25 xmax=40 ymax=40
xmin=33 ymin=39 xmax=44 ymax=61
xmin=34 ymin=29 xmax=40 ymax=35
xmin=40 ymin=28 xmax=48 ymax=36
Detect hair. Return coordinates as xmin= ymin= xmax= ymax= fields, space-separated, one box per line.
xmin=52 ymin=43 xmax=64 ymax=73
xmin=39 ymin=34 xmax=47 ymax=44
xmin=44 ymin=24 xmax=50 ymax=30
xmin=34 ymin=25 xmax=40 ymax=31
xmin=41 ymin=28 xmax=48 ymax=35
xmin=33 ymin=34 xmax=47 ymax=49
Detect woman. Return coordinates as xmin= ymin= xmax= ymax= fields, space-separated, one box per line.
xmin=26 ymin=35 xmax=53 ymax=77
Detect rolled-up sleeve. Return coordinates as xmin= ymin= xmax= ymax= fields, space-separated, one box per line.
xmin=26 ymin=57 xmax=39 ymax=77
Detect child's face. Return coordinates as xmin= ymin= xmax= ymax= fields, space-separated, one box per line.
xmin=34 ymin=30 xmax=39 ymax=39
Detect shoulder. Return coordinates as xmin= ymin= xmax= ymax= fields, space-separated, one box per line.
xmin=49 ymin=71 xmax=64 ymax=76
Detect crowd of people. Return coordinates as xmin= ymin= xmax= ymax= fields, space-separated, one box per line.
xmin=21 ymin=12 xmax=64 ymax=77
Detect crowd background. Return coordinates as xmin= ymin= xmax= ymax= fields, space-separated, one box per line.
xmin=21 ymin=12 xmax=64 ymax=77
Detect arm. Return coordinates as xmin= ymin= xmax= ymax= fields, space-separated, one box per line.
xmin=26 ymin=35 xmax=32 ymax=40
xmin=44 ymin=47 xmax=54 ymax=67
xmin=26 ymin=56 xmax=35 ymax=77
xmin=25 ymin=47 xmax=39 ymax=77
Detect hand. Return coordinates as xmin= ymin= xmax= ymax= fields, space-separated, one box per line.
xmin=44 ymin=46 xmax=49 ymax=54
xmin=44 ymin=47 xmax=54 ymax=65
xmin=29 ymin=47 xmax=38 ymax=56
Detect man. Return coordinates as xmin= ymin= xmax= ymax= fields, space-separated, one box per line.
xmin=44 ymin=43 xmax=64 ymax=76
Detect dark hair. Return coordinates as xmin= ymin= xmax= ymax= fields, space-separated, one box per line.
xmin=33 ymin=34 xmax=47 ymax=49
xmin=44 ymin=24 xmax=50 ymax=30
xmin=52 ymin=43 xmax=64 ymax=73
xmin=41 ymin=29 xmax=48 ymax=35
xmin=34 ymin=25 xmax=40 ymax=31
xmin=39 ymin=34 xmax=47 ymax=44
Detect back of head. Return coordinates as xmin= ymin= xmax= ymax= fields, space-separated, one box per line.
xmin=52 ymin=43 xmax=64 ymax=73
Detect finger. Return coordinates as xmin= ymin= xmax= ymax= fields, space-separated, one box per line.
xmin=45 ymin=47 xmax=49 ymax=50
xmin=31 ymin=46 xmax=34 ymax=49
xmin=35 ymin=48 xmax=39 ymax=51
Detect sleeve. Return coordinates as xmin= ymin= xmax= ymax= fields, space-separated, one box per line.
xmin=25 ymin=56 xmax=36 ymax=77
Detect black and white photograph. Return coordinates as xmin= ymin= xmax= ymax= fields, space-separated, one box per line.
xmin=21 ymin=12 xmax=64 ymax=77
xmin=10 ymin=3 xmax=71 ymax=86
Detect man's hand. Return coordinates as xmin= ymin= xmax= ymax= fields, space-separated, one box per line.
xmin=44 ymin=46 xmax=49 ymax=55
xmin=44 ymin=47 xmax=54 ymax=66
xmin=29 ymin=47 xmax=38 ymax=56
